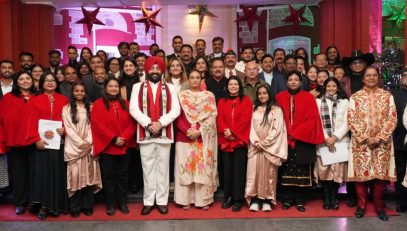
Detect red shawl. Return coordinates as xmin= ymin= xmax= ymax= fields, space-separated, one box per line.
xmin=21 ymin=93 xmax=69 ymax=146
xmin=217 ymin=96 xmax=253 ymax=152
xmin=275 ymin=90 xmax=325 ymax=148
xmin=137 ymin=81 xmax=172 ymax=140
xmin=91 ymin=98 xmax=137 ymax=156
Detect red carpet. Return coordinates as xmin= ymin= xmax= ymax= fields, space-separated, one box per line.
xmin=0 ymin=200 xmax=398 ymax=221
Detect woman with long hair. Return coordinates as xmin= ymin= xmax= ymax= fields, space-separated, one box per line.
xmin=315 ymin=77 xmax=350 ymax=210
xmin=80 ymin=47 xmax=93 ymax=63
xmin=217 ymin=76 xmax=253 ymax=212
xmin=306 ymin=65 xmax=319 ymax=91
xmin=119 ymin=57 xmax=140 ymax=100
xmin=165 ymin=58 xmax=188 ymax=93
xmin=245 ymin=84 xmax=287 ymax=212
xmin=90 ymin=77 xmax=136 ymax=216
xmin=326 ymin=46 xmax=341 ymax=73
xmin=310 ymin=70 xmax=329 ymax=98
xmin=0 ymin=71 xmax=36 ymax=215
xmin=107 ymin=57 xmax=122 ymax=79
xmin=174 ymin=70 xmax=218 ymax=210
xmin=55 ymin=67 xmax=65 ymax=83
xmin=30 ymin=64 xmax=44 ymax=92
xmin=22 ymin=71 xmax=69 ymax=219
xmin=62 ymin=82 xmax=102 ymax=218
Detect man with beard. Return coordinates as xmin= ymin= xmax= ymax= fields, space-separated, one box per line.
xmin=92 ymin=66 xmax=108 ymax=100
xmin=19 ymin=52 xmax=34 ymax=72
xmin=271 ymin=54 xmax=309 ymax=94
xmin=66 ymin=45 xmax=79 ymax=68
xmin=195 ymin=39 xmax=206 ymax=57
xmin=118 ymin=42 xmax=130 ymax=64
xmin=130 ymin=42 xmax=140 ymax=58
xmin=180 ymin=44 xmax=194 ymax=75
xmin=391 ymin=67 xmax=407 ymax=213
xmin=205 ymin=57 xmax=228 ymax=103
xmin=0 ymin=60 xmax=14 ymax=98
xmin=129 ymin=56 xmax=180 ymax=216
xmin=273 ymin=48 xmax=285 ymax=75
xmin=235 ymin=46 xmax=254 ymax=73
xmin=258 ymin=54 xmax=275 ymax=85
xmin=167 ymin=35 xmax=183 ymax=61
xmin=206 ymin=37 xmax=225 ymax=64
xmin=224 ymin=50 xmax=245 ymax=79
xmin=47 ymin=50 xmax=62 ymax=73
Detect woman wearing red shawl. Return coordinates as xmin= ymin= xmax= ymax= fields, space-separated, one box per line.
xmin=91 ymin=77 xmax=136 ymax=216
xmin=217 ymin=76 xmax=253 ymax=212
xmin=0 ymin=71 xmax=36 ymax=215
xmin=21 ymin=72 xmax=69 ymax=220
xmin=174 ymin=70 xmax=218 ymax=210
xmin=275 ymin=70 xmax=325 ymax=212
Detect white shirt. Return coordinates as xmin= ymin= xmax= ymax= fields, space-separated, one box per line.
xmin=1 ymin=79 xmax=13 ymax=95
xmin=213 ymin=52 xmax=223 ymax=58
xmin=263 ymin=71 xmax=273 ymax=85
xmin=225 ymin=68 xmax=237 ymax=78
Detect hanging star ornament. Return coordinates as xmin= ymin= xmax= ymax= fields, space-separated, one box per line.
xmin=134 ymin=7 xmax=163 ymax=35
xmin=235 ymin=6 xmax=262 ymax=32
xmin=387 ymin=6 xmax=406 ymax=26
xmin=282 ymin=4 xmax=309 ymax=27
xmin=188 ymin=5 xmax=217 ymax=33
xmin=76 ymin=7 xmax=105 ymax=35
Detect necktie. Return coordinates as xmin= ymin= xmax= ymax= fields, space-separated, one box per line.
xmin=229 ymin=69 xmax=233 ymax=78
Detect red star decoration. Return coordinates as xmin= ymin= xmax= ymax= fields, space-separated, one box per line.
xmin=188 ymin=5 xmax=217 ymax=33
xmin=76 ymin=7 xmax=105 ymax=35
xmin=282 ymin=4 xmax=310 ymax=27
xmin=235 ymin=6 xmax=262 ymax=32
xmin=134 ymin=7 xmax=163 ymax=35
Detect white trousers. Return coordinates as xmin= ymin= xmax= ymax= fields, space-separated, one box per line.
xmin=139 ymin=142 xmax=171 ymax=206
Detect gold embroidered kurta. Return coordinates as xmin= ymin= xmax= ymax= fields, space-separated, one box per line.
xmin=62 ymin=105 xmax=102 ymax=197
xmin=245 ymin=106 xmax=287 ymax=205
xmin=347 ymin=88 xmax=397 ymax=182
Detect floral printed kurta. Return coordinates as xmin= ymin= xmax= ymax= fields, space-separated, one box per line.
xmin=175 ymin=90 xmax=218 ymax=202
xmin=347 ymin=88 xmax=397 ymax=182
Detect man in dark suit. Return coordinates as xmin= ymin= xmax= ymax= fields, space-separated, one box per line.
xmin=258 ymin=54 xmax=274 ymax=86
xmin=206 ymin=37 xmax=225 ymax=65
xmin=166 ymin=35 xmax=183 ymax=61
xmin=224 ymin=50 xmax=244 ymax=79
xmin=0 ymin=60 xmax=14 ymax=99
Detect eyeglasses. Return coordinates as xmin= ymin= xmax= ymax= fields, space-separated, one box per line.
xmin=351 ymin=60 xmax=365 ymax=65
xmin=44 ymin=79 xmax=56 ymax=83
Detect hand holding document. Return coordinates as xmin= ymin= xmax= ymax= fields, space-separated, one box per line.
xmin=320 ymin=142 xmax=349 ymax=166
xmin=38 ymin=119 xmax=62 ymax=150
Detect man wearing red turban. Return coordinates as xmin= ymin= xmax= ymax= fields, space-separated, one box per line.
xmin=129 ymin=56 xmax=180 ymax=215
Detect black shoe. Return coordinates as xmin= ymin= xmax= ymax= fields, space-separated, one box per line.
xmin=16 ymin=205 xmax=26 ymax=215
xmin=323 ymin=199 xmax=331 ymax=210
xmin=28 ymin=203 xmax=41 ymax=214
xmin=38 ymin=209 xmax=48 ymax=220
xmin=157 ymin=205 xmax=168 ymax=214
xmin=141 ymin=205 xmax=154 ymax=215
xmin=396 ymin=205 xmax=407 ymax=213
xmin=70 ymin=211 xmax=80 ymax=218
xmin=377 ymin=210 xmax=389 ymax=221
xmin=118 ymin=204 xmax=129 ymax=214
xmin=83 ymin=210 xmax=93 ymax=216
xmin=222 ymin=197 xmax=233 ymax=209
xmin=355 ymin=207 xmax=365 ymax=218
xmin=107 ymin=206 xmax=115 ymax=216
xmin=330 ymin=199 xmax=339 ymax=210
xmin=346 ymin=198 xmax=357 ymax=207
xmin=296 ymin=204 xmax=306 ymax=212
xmin=232 ymin=201 xmax=243 ymax=212
xmin=282 ymin=202 xmax=292 ymax=210
xmin=49 ymin=211 xmax=60 ymax=217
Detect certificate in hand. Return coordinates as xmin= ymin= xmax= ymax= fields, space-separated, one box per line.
xmin=38 ymin=119 xmax=62 ymax=150
xmin=320 ymin=142 xmax=349 ymax=166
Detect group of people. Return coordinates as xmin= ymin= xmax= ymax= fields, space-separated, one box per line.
xmin=0 ymin=35 xmax=406 ymax=222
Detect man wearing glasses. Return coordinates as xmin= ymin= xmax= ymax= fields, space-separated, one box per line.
xmin=342 ymin=50 xmax=375 ymax=93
